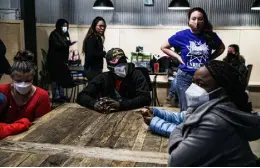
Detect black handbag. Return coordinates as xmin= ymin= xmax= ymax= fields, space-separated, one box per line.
xmin=68 ymin=50 xmax=81 ymax=66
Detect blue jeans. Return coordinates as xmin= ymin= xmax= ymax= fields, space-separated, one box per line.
xmin=51 ymin=82 xmax=65 ymax=99
xmin=176 ymin=69 xmax=193 ymax=111
xmin=169 ymin=78 xmax=177 ymax=97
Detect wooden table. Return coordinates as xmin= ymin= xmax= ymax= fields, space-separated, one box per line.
xmin=0 ymin=104 xmax=178 ymax=167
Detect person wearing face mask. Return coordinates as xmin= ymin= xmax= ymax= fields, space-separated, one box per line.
xmin=47 ymin=18 xmax=76 ymax=102
xmin=166 ymin=60 xmax=260 ymax=166
xmin=161 ymin=7 xmax=225 ymax=112
xmin=82 ymin=17 xmax=107 ymax=82
xmin=0 ymin=50 xmax=51 ymax=139
xmin=140 ymin=58 xmax=253 ymax=138
xmin=76 ymin=48 xmax=151 ymax=112
xmin=223 ymin=44 xmax=248 ymax=78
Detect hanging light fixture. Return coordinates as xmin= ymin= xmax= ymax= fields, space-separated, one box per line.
xmin=168 ymin=0 xmax=190 ymax=10
xmin=93 ymin=0 xmax=114 ymax=10
xmin=251 ymin=0 xmax=260 ymax=10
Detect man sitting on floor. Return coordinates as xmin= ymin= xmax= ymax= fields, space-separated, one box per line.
xmin=76 ymin=48 xmax=151 ymax=113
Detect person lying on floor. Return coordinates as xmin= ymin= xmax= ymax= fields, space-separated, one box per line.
xmin=0 ymin=50 xmax=51 ymax=139
xmin=77 ymin=48 xmax=151 ymax=113
xmin=142 ymin=60 xmax=260 ymax=166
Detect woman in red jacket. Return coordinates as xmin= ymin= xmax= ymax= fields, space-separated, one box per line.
xmin=0 ymin=50 xmax=51 ymax=139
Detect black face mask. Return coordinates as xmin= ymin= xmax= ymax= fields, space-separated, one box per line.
xmin=226 ymin=53 xmax=238 ymax=61
xmin=227 ymin=53 xmax=236 ymax=58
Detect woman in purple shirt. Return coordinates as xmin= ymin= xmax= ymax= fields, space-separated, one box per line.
xmin=161 ymin=7 xmax=225 ymax=111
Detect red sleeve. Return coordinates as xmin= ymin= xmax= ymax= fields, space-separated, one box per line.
xmin=0 ymin=118 xmax=31 ymax=139
xmin=34 ymin=91 xmax=51 ymax=119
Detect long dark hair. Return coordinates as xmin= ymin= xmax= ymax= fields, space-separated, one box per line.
xmin=188 ymin=7 xmax=218 ymax=49
xmin=11 ymin=50 xmax=36 ymax=77
xmin=82 ymin=16 xmax=106 ymax=53
xmin=188 ymin=7 xmax=211 ymax=31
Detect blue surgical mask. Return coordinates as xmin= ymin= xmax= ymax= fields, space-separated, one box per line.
xmin=62 ymin=27 xmax=68 ymax=33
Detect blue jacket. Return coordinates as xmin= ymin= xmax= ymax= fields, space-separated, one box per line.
xmin=149 ymin=107 xmax=185 ymax=137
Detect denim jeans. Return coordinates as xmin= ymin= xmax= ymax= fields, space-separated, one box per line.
xmin=176 ymin=69 xmax=193 ymax=111
xmin=169 ymin=78 xmax=177 ymax=97
xmin=51 ymin=82 xmax=65 ymax=99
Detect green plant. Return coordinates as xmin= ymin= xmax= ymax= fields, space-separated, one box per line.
xmin=39 ymin=48 xmax=51 ymax=90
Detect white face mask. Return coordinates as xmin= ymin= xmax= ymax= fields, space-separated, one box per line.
xmin=114 ymin=64 xmax=128 ymax=78
xmin=14 ymin=82 xmax=32 ymax=95
xmin=62 ymin=26 xmax=67 ymax=33
xmin=185 ymin=83 xmax=209 ymax=107
xmin=185 ymin=83 xmax=223 ymax=108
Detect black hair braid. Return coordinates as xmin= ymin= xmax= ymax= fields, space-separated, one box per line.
xmin=205 ymin=60 xmax=252 ymax=112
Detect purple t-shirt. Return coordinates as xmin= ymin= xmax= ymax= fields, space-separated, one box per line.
xmin=168 ymin=29 xmax=222 ymax=74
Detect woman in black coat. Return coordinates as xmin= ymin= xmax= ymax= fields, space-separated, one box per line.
xmin=0 ymin=39 xmax=11 ymax=80
xmin=82 ymin=17 xmax=106 ymax=81
xmin=47 ymin=19 xmax=76 ymax=102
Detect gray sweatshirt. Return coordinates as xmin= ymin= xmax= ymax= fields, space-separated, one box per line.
xmin=168 ymin=96 xmax=260 ymax=166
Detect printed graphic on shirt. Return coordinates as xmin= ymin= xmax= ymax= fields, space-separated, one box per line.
xmin=186 ymin=41 xmax=209 ymax=69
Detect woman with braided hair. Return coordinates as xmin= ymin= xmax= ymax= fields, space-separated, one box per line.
xmin=141 ymin=60 xmax=259 ymax=165
xmin=166 ymin=60 xmax=260 ymax=166
xmin=205 ymin=59 xmax=250 ymax=112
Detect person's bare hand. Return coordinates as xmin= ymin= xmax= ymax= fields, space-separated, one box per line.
xmin=105 ymin=99 xmax=120 ymax=110
xmin=98 ymin=97 xmax=120 ymax=113
xmin=94 ymin=101 xmax=104 ymax=112
xmin=143 ymin=116 xmax=152 ymax=126
xmin=140 ymin=106 xmax=153 ymax=117
xmin=139 ymin=106 xmax=153 ymax=126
